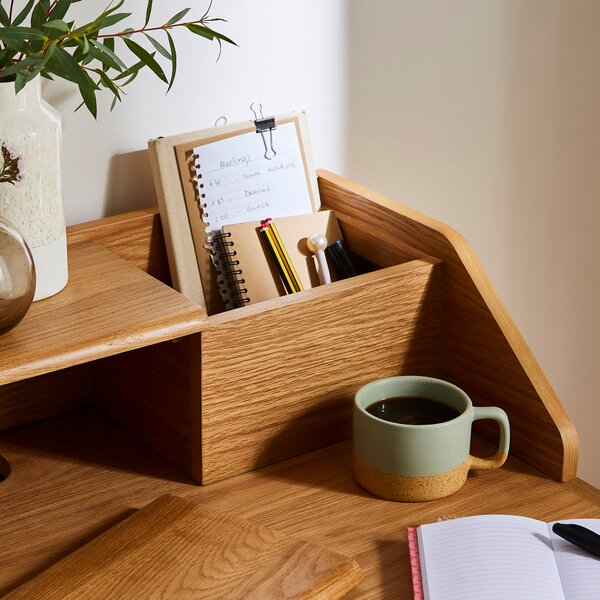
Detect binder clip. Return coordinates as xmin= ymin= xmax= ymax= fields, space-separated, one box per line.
xmin=250 ymin=102 xmax=277 ymax=160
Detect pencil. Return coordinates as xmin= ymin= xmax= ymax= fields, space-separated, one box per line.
xmin=263 ymin=218 xmax=304 ymax=292
xmin=258 ymin=224 xmax=294 ymax=294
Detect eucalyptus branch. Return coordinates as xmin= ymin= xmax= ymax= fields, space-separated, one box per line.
xmin=0 ymin=0 xmax=235 ymax=118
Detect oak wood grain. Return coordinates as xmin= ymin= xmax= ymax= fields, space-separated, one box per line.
xmin=317 ymin=170 xmax=578 ymax=482
xmin=200 ymin=259 xmax=442 ymax=483
xmin=93 ymin=337 xmax=197 ymax=476
xmin=0 ymin=411 xmax=597 ymax=599
xmin=0 ymin=241 xmax=207 ymax=387
xmin=0 ymin=366 xmax=89 ymax=431
xmin=4 ymin=494 xmax=363 ymax=600
xmin=67 ymin=208 xmax=170 ymax=284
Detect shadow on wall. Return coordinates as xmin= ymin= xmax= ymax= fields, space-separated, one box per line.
xmin=502 ymin=3 xmax=600 ymax=483
xmin=104 ymin=150 xmax=158 ymax=217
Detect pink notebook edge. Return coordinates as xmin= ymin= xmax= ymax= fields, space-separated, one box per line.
xmin=407 ymin=527 xmax=424 ymax=600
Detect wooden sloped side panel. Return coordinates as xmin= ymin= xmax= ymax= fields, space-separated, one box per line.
xmin=318 ymin=170 xmax=577 ymax=482
xmin=201 ymin=260 xmax=442 ymax=484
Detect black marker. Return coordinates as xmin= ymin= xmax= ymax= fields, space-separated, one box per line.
xmin=552 ymin=523 xmax=600 ymax=558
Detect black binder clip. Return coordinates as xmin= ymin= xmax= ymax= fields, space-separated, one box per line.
xmin=250 ymin=102 xmax=277 ymax=160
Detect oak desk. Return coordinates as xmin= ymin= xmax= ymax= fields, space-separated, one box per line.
xmin=0 ymin=172 xmax=597 ymax=597
xmin=0 ymin=411 xmax=599 ymax=598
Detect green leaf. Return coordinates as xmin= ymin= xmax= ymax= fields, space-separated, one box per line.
xmin=78 ymin=72 xmax=98 ymax=118
xmin=113 ymin=57 xmax=144 ymax=83
xmin=13 ymin=0 xmax=36 ymax=26
xmin=73 ymin=0 xmax=125 ymax=33
xmin=0 ymin=55 xmax=39 ymax=79
xmin=167 ymin=8 xmax=190 ymax=26
xmin=144 ymin=0 xmax=153 ymax=28
xmin=186 ymin=24 xmax=236 ymax=46
xmin=0 ymin=37 xmax=28 ymax=55
xmin=28 ymin=41 xmax=57 ymax=78
xmin=185 ymin=24 xmax=214 ymax=41
xmin=0 ymin=4 xmax=10 ymax=27
xmin=0 ymin=26 xmax=46 ymax=43
xmin=47 ymin=44 xmax=88 ymax=85
xmin=49 ymin=0 xmax=75 ymax=21
xmin=165 ymin=30 xmax=176 ymax=92
xmin=123 ymin=37 xmax=167 ymax=83
xmin=89 ymin=39 xmax=126 ymax=71
xmin=96 ymin=12 xmax=131 ymax=30
xmin=42 ymin=19 xmax=70 ymax=32
xmin=93 ymin=68 xmax=120 ymax=100
xmin=15 ymin=72 xmax=29 ymax=93
xmin=143 ymin=33 xmax=171 ymax=60
xmin=31 ymin=0 xmax=49 ymax=29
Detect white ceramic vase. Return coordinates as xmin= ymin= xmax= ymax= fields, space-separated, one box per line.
xmin=0 ymin=77 xmax=68 ymax=301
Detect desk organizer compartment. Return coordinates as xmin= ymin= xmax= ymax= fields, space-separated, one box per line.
xmin=92 ymin=171 xmax=577 ymax=486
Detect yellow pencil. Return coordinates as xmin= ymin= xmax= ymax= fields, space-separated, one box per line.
xmin=264 ymin=218 xmax=304 ymax=292
xmin=258 ymin=224 xmax=295 ymax=294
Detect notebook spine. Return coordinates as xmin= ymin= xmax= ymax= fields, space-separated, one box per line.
xmin=212 ymin=231 xmax=250 ymax=309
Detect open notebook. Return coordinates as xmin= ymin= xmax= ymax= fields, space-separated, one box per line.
xmin=408 ymin=515 xmax=600 ymax=600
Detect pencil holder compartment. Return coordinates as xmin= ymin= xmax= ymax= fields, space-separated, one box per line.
xmin=93 ymin=171 xmax=575 ymax=488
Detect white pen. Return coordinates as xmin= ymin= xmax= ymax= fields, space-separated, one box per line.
xmin=307 ymin=233 xmax=332 ymax=285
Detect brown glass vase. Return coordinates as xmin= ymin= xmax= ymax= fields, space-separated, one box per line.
xmin=0 ymin=216 xmax=36 ymax=335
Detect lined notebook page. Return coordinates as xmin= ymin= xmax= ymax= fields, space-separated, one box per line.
xmin=418 ymin=515 xmax=565 ymax=600
xmin=193 ymin=121 xmax=314 ymax=234
xmin=550 ymin=519 xmax=600 ymax=600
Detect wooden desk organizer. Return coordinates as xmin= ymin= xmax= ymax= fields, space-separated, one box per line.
xmin=1 ymin=171 xmax=578 ymax=486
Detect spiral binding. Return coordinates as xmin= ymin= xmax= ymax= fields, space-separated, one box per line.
xmin=212 ymin=231 xmax=251 ymax=309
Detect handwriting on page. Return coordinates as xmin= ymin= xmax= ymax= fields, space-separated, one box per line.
xmin=193 ymin=122 xmax=313 ymax=234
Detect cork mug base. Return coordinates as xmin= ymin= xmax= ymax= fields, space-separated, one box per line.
xmin=353 ymin=453 xmax=470 ymax=502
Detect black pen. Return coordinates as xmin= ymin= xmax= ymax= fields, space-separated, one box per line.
xmin=552 ymin=523 xmax=600 ymax=558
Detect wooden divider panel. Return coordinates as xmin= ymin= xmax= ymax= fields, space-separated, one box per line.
xmin=200 ymin=259 xmax=442 ymax=483
xmin=317 ymin=170 xmax=577 ymax=482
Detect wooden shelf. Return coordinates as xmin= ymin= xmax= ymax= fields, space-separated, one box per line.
xmin=0 ymin=240 xmax=207 ymax=386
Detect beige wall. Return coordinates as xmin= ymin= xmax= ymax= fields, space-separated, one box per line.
xmin=346 ymin=1 xmax=600 ymax=485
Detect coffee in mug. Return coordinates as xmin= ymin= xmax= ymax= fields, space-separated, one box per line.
xmin=353 ymin=376 xmax=510 ymax=502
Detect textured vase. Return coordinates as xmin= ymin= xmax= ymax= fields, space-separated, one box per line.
xmin=0 ymin=77 xmax=67 ymax=301
xmin=0 ymin=216 xmax=35 ymax=335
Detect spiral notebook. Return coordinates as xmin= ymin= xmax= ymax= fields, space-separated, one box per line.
xmin=213 ymin=211 xmax=342 ymax=309
xmin=148 ymin=112 xmax=320 ymax=314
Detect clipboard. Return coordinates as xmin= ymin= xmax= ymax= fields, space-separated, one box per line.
xmin=148 ymin=110 xmax=320 ymax=314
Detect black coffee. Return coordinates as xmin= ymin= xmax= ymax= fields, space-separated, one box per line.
xmin=365 ymin=396 xmax=460 ymax=425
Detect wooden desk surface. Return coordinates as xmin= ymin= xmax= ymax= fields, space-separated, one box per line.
xmin=1 ymin=410 xmax=599 ymax=599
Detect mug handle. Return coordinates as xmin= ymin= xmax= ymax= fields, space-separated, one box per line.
xmin=468 ymin=407 xmax=510 ymax=471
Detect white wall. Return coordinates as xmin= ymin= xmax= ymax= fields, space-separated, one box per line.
xmin=347 ymin=0 xmax=600 ymax=486
xmin=43 ymin=0 xmax=348 ymax=224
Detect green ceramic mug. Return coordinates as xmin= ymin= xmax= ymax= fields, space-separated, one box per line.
xmin=353 ymin=376 xmax=510 ymax=502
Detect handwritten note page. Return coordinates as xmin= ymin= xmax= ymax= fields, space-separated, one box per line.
xmin=418 ymin=515 xmax=565 ymax=600
xmin=550 ymin=519 xmax=600 ymax=600
xmin=193 ymin=121 xmax=314 ymax=235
